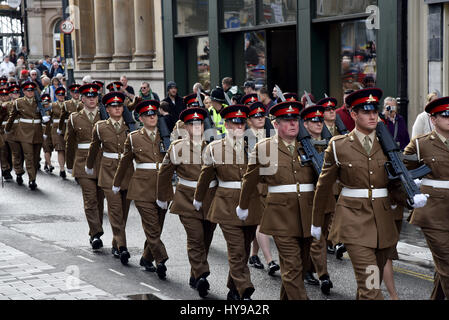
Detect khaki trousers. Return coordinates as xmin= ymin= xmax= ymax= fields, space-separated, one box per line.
xmin=103 ymin=189 xmax=131 ymax=249
xmin=135 ymin=201 xmax=168 ymax=265
xmin=8 ymin=140 xmax=24 ymax=175
xmin=21 ymin=142 xmax=41 ymax=181
xmin=0 ymin=141 xmax=11 ymax=171
xmin=179 ymin=215 xmax=216 ymax=280
xmin=273 ymin=236 xmax=312 ymax=300
xmin=310 ymin=213 xmax=333 ymax=278
xmin=219 ymin=224 xmax=257 ymax=298
xmin=345 ymin=244 xmax=393 ymax=300
xmin=78 ymin=178 xmax=105 ymax=238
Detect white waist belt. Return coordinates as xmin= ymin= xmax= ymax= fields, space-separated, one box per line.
xmin=2 ymin=120 xmax=19 ymax=126
xmin=53 ymin=119 xmax=68 ymax=124
xmin=78 ymin=143 xmax=90 ymax=150
xmin=422 ymin=178 xmax=449 ymax=189
xmin=20 ymin=119 xmax=41 ymax=124
xmin=178 ymin=177 xmax=217 ymax=189
xmin=268 ymin=184 xmax=315 ymax=193
xmin=341 ymin=188 xmax=388 ymax=198
xmin=218 ymin=179 xmax=241 ymax=189
xmin=136 ymin=163 xmax=159 ymax=170
xmin=103 ymin=152 xmax=121 ymax=160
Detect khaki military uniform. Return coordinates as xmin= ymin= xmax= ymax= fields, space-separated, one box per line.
xmin=0 ymin=104 xmax=11 ymax=172
xmin=239 ymin=135 xmax=316 ymax=300
xmin=404 ymin=131 xmax=449 ymax=298
xmin=312 ymin=130 xmax=405 ymax=300
xmin=46 ymin=101 xmax=66 ymax=151
xmin=58 ymin=99 xmax=83 ymax=133
xmin=113 ymin=127 xmax=172 ymax=265
xmin=2 ymin=101 xmax=24 ymax=176
xmin=157 ymin=138 xmax=217 ymax=281
xmin=5 ymin=97 xmax=43 ymax=182
xmin=86 ymin=118 xmax=133 ymax=251
xmin=66 ymin=108 xmax=105 ymax=238
xmin=195 ymin=137 xmax=262 ymax=299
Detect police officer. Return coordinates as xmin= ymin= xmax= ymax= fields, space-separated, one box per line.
xmin=85 ymin=91 xmax=133 ymax=265
xmin=194 ymin=105 xmax=262 ymax=300
xmin=238 ymin=100 xmax=317 ymax=300
xmin=311 ymin=88 xmax=426 ymax=300
xmin=157 ymin=106 xmax=217 ymax=298
xmin=66 ymin=84 xmax=105 ymax=250
xmin=5 ymin=81 xmax=49 ymax=190
xmin=112 ymin=100 xmax=172 ymax=280
xmin=404 ymin=96 xmax=449 ymax=299
xmin=208 ymin=87 xmax=228 ymax=136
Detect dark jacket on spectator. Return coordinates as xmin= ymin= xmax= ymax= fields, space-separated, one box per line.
xmin=384 ymin=114 xmax=410 ymax=151
xmin=336 ymin=105 xmax=355 ymax=132
xmin=162 ymin=95 xmax=186 ymax=133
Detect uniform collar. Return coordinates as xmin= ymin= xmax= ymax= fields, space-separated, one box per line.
xmin=354 ymin=128 xmax=376 ymax=145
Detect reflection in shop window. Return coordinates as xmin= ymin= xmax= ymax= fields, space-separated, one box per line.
xmin=223 ymin=0 xmax=256 ymax=29
xmin=258 ymin=0 xmax=297 ymax=25
xmin=244 ymin=31 xmax=266 ymax=90
xmin=176 ymin=0 xmax=208 ymax=35
xmin=197 ymin=37 xmax=210 ymax=91
xmin=316 ymin=0 xmax=377 ymax=18
xmin=341 ymin=20 xmax=377 ymax=92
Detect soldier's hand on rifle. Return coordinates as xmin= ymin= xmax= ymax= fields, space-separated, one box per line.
xmin=43 ymin=134 xmax=48 ymax=140
xmin=193 ymin=199 xmax=202 ymax=211
xmin=311 ymin=225 xmax=322 ymax=241
xmin=156 ymin=200 xmax=168 ymax=210
xmin=42 ymin=115 xmax=50 ymax=124
xmin=112 ymin=186 xmax=121 ymax=195
xmin=85 ymin=166 xmax=94 ymax=176
xmin=414 ymin=179 xmax=423 ymax=188
xmin=236 ymin=206 xmax=249 ymax=221
xmin=57 ymin=129 xmax=63 ymax=135
xmin=409 ymin=193 xmax=429 ymax=209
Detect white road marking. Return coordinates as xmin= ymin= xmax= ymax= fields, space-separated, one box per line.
xmin=52 ymin=245 xmax=67 ymax=251
xmin=9 ymin=227 xmax=21 ymax=232
xmin=108 ymin=269 xmax=125 ymax=277
xmin=29 ymin=236 xmax=43 ymax=242
xmin=77 ymin=255 xmax=94 ymax=263
xmin=140 ymin=282 xmax=160 ymax=292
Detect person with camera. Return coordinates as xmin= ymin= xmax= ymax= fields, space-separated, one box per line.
xmin=382 ymin=97 xmax=410 ymax=151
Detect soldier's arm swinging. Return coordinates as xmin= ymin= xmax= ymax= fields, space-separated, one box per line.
xmin=112 ymin=134 xmax=134 ymax=188
xmin=239 ymin=145 xmax=262 ymax=210
xmin=86 ymin=124 xmax=102 ymax=171
xmin=194 ymin=144 xmax=217 ymax=202
xmin=5 ymin=104 xmax=19 ymax=132
xmin=157 ymin=144 xmax=178 ymax=202
xmin=65 ymin=114 xmax=77 ymax=171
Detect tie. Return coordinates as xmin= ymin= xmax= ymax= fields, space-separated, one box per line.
xmin=114 ymin=122 xmax=121 ymax=133
xmin=150 ymin=132 xmax=156 ymax=142
xmin=363 ymin=136 xmax=372 ymax=154
xmin=287 ymin=145 xmax=295 ymax=156
xmin=88 ymin=112 xmax=94 ymax=123
xmin=234 ymin=141 xmax=243 ymax=154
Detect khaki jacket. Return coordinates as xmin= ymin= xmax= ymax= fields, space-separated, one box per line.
xmin=65 ymin=108 xmax=102 ymax=179
xmin=46 ymin=101 xmax=65 ymax=139
xmin=113 ymin=127 xmax=171 ymax=203
xmin=59 ymin=99 xmax=83 ymax=132
xmin=194 ymin=138 xmax=262 ymax=226
xmin=404 ymin=131 xmax=449 ymax=231
xmin=2 ymin=101 xmax=19 ymax=143
xmin=312 ymin=131 xmax=405 ymax=249
xmin=5 ymin=97 xmax=43 ymax=144
xmin=86 ymin=119 xmax=133 ymax=190
xmin=239 ymin=135 xmax=316 ymax=237
xmin=158 ymin=138 xmax=217 ymax=220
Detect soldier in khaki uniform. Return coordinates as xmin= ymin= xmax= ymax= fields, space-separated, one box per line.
xmin=238 ymin=101 xmax=317 ymax=300
xmin=46 ymin=87 xmax=68 ymax=179
xmin=113 ymin=100 xmax=172 ymax=280
xmin=0 ymin=87 xmax=13 ymax=181
xmin=5 ymin=81 xmax=49 ymax=190
xmin=194 ymin=105 xmax=262 ymax=301
xmin=85 ymin=92 xmax=133 ymax=265
xmin=404 ymin=96 xmax=449 ymax=299
xmin=311 ymin=88 xmax=425 ymax=300
xmin=66 ymin=84 xmax=105 ymax=250
xmin=58 ymin=84 xmax=83 ymax=135
xmin=157 ymin=106 xmax=217 ymax=298
xmin=41 ymin=94 xmax=55 ymax=174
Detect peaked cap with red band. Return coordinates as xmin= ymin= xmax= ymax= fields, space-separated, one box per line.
xmin=80 ymin=84 xmax=101 ymax=97
xmin=0 ymin=88 xmax=9 ymax=95
xmin=102 ymin=92 xmax=126 ymax=106
xmin=41 ymin=94 xmax=52 ymax=104
xmin=270 ymin=101 xmax=303 ymax=119
xmin=248 ymin=102 xmax=267 ymax=118
xmin=345 ymin=88 xmax=383 ymax=111
xmin=426 ymin=97 xmax=449 ymax=116
xmin=107 ymin=81 xmax=123 ymax=92
xmin=93 ymin=80 xmax=104 ymax=88
xmin=317 ymin=97 xmax=338 ymax=109
xmin=301 ymin=105 xmax=326 ymax=122
xmin=8 ymin=84 xmax=20 ymax=94
xmin=136 ymin=100 xmax=160 ymax=116
xmin=69 ymin=84 xmax=81 ymax=92
xmin=0 ymin=77 xmax=8 ymax=86
xmin=240 ymin=94 xmax=259 ymax=106
xmin=183 ymin=93 xmax=206 ymax=108
xmin=180 ymin=107 xmax=208 ymax=123
xmin=21 ymin=81 xmax=37 ymax=91
xmin=55 ymin=87 xmax=66 ymax=96
xmin=276 ymin=93 xmax=299 ymax=104
xmin=220 ymin=105 xmax=249 ymax=124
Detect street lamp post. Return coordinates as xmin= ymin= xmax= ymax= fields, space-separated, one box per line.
xmin=61 ymin=0 xmax=75 ymax=88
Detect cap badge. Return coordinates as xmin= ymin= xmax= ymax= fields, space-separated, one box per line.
xmin=367 ymin=95 xmax=377 ymax=103
xmin=236 ymin=110 xmax=243 ymax=116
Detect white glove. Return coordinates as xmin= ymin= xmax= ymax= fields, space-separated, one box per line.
xmin=311 ymin=225 xmax=322 ymax=241
xmin=43 ymin=134 xmax=48 ymax=140
xmin=57 ymin=129 xmax=63 ymax=135
xmin=67 ymin=169 xmax=72 ymax=175
xmin=391 ymin=205 xmax=398 ymax=210
xmin=112 ymin=186 xmax=121 ymax=195
xmin=156 ymin=200 xmax=168 ymax=210
xmin=236 ymin=206 xmax=249 ymax=221
xmin=85 ymin=166 xmax=94 ymax=176
xmin=411 ymin=193 xmax=429 ymax=209
xmin=42 ymin=116 xmax=50 ymax=124
xmin=193 ymin=199 xmax=202 ymax=211
xmin=414 ymin=179 xmax=423 ymax=188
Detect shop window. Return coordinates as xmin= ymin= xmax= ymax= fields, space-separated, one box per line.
xmin=223 ymin=0 xmax=256 ymax=29
xmin=428 ymin=3 xmax=443 ymax=94
xmin=257 ymin=0 xmax=297 ymax=25
xmin=244 ymin=31 xmax=266 ymax=89
xmin=316 ymin=0 xmax=377 ymax=18
xmin=197 ymin=36 xmax=210 ymax=89
xmin=176 ymin=0 xmax=208 ymax=35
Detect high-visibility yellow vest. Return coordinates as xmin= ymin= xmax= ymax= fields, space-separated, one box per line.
xmin=208 ymin=105 xmax=227 ymax=135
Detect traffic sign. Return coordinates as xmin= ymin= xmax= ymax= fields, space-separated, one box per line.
xmin=60 ymin=20 xmax=75 ymax=34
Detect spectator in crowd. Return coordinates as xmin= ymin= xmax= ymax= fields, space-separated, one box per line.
xmin=301 ymin=92 xmax=316 ymax=108
xmin=411 ymin=91 xmax=439 ymax=139
xmin=193 ymin=82 xmax=203 ymax=94
xmin=139 ymin=81 xmax=160 ymax=101
xmin=58 ymin=74 xmax=67 ymax=90
xmin=0 ymin=56 xmax=16 ymax=77
xmin=203 ymin=80 xmax=211 ymax=94
xmin=203 ymin=95 xmax=212 ymax=110
xmin=17 ymin=46 xmax=28 ymax=61
xmin=15 ymin=56 xmax=26 ymax=76
xmin=43 ymin=55 xmax=52 ymax=72
xmin=50 ymin=77 xmax=62 ymax=101
xmin=28 ymin=61 xmax=41 ymax=78
xmin=19 ymin=69 xmax=29 ymax=85
xmin=8 ymin=49 xmax=18 ymax=65
xmin=336 ymin=89 xmax=356 ymax=132
xmin=258 ymin=86 xmax=276 ymax=112
xmin=29 ymin=70 xmax=43 ymax=92
xmin=162 ymin=81 xmax=186 ymax=132
xmin=231 ymin=94 xmax=243 ymax=105
xmin=243 ymin=80 xmax=257 ymax=96
xmin=50 ymin=60 xmax=64 ymax=78
xmin=120 ymin=75 xmax=135 ymax=95
xmin=37 ymin=59 xmax=48 ymax=75
xmin=382 ymin=97 xmax=410 ymax=150
xmin=82 ymin=75 xmax=93 ymax=85
xmin=41 ymin=76 xmax=51 ymax=97
xmin=222 ymin=77 xmax=241 ymax=100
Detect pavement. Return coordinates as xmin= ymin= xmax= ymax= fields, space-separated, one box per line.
xmin=0 ymin=154 xmax=437 ymax=301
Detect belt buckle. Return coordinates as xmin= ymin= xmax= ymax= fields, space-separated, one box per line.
xmin=368 ymin=189 xmax=373 ymax=199
xmin=118 ymin=153 xmax=121 ymax=160
xmin=297 ymin=183 xmax=300 ymax=193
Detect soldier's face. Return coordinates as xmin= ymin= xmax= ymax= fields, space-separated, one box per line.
xmin=72 ymin=92 xmax=80 ymax=100
xmin=225 ymin=121 xmax=246 ymax=137
xmin=351 ymin=110 xmax=378 ymax=132
xmin=186 ymin=122 xmax=204 ymax=138
xmin=107 ymin=104 xmax=124 ymax=119
xmin=140 ymin=114 xmax=158 ymax=129
xmin=275 ymin=119 xmax=299 ymax=140
xmin=10 ymin=93 xmax=19 ymax=100
xmin=56 ymin=95 xmax=65 ymax=102
xmin=82 ymin=96 xmax=98 ymax=109
xmin=304 ymin=120 xmax=324 ymax=137
xmin=0 ymin=95 xmax=8 ymax=102
xmin=324 ymin=108 xmax=336 ymax=122
xmin=24 ymin=90 xmax=35 ymax=98
xmin=431 ymin=115 xmax=449 ymax=134
xmin=249 ymin=116 xmax=266 ymax=129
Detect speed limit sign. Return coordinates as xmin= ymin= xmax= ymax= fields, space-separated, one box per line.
xmin=60 ymin=20 xmax=75 ymax=34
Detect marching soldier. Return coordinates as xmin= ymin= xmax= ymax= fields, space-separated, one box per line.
xmin=311 ymin=88 xmax=425 ymax=300
xmin=66 ymin=84 xmax=105 ymax=250
xmin=238 ymin=101 xmax=316 ymax=300
xmin=0 ymin=87 xmax=13 ymax=181
xmin=5 ymin=81 xmax=49 ymax=190
xmin=106 ymin=81 xmax=140 ymax=131
xmin=194 ymin=105 xmax=262 ymax=301
xmin=85 ymin=92 xmax=133 ymax=265
xmin=47 ymin=87 xmax=68 ymax=179
xmin=157 ymin=106 xmax=217 ymax=298
xmin=404 ymin=96 xmax=449 ymax=299
xmin=57 ymin=84 xmax=83 ymax=135
xmin=41 ymin=94 xmax=55 ymax=174
xmin=112 ymin=100 xmax=172 ymax=280
xmin=171 ymin=93 xmax=205 ymax=140
xmin=1 ymin=84 xmax=25 ymax=184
